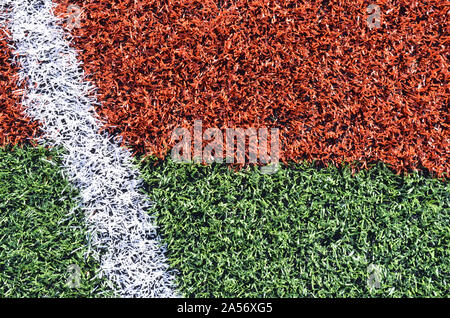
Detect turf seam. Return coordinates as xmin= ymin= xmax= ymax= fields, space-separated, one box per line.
xmin=1 ymin=0 xmax=177 ymax=297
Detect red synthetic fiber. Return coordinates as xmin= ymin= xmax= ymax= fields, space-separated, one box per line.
xmin=55 ymin=0 xmax=449 ymax=177
xmin=0 ymin=30 xmax=39 ymax=146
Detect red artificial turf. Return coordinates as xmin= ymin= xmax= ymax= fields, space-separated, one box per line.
xmin=55 ymin=0 xmax=449 ymax=177
xmin=0 ymin=30 xmax=39 ymax=146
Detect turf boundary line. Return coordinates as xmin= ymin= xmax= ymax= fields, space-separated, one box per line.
xmin=1 ymin=0 xmax=177 ymax=297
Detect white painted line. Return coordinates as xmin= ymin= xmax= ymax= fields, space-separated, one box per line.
xmin=2 ymin=0 xmax=177 ymax=297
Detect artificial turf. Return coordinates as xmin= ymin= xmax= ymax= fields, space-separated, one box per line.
xmin=55 ymin=0 xmax=449 ymax=177
xmin=1 ymin=145 xmax=448 ymax=297
xmin=141 ymin=158 xmax=449 ymax=297
xmin=0 ymin=146 xmax=112 ymax=297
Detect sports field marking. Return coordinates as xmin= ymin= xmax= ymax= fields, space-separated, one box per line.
xmin=2 ymin=0 xmax=177 ymax=297
xmin=0 ymin=146 xmax=113 ymax=297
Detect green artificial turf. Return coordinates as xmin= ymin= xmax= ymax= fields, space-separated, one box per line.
xmin=140 ymin=159 xmax=449 ymax=297
xmin=0 ymin=146 xmax=113 ymax=297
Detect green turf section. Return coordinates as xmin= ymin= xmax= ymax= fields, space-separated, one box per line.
xmin=140 ymin=159 xmax=449 ymax=297
xmin=0 ymin=146 xmax=113 ymax=297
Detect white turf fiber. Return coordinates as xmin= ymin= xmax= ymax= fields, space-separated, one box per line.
xmin=0 ymin=0 xmax=178 ymax=297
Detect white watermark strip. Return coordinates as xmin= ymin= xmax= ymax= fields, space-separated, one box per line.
xmin=367 ymin=4 xmax=381 ymax=29
xmin=171 ymin=120 xmax=281 ymax=174
xmin=1 ymin=0 xmax=177 ymax=297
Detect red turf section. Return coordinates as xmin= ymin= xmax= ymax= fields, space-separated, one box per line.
xmin=0 ymin=32 xmax=39 ymax=146
xmin=56 ymin=0 xmax=449 ymax=177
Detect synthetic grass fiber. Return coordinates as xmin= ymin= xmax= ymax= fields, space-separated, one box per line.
xmin=141 ymin=158 xmax=449 ymax=297
xmin=56 ymin=0 xmax=449 ymax=177
xmin=0 ymin=29 xmax=39 ymax=146
xmin=0 ymin=146 xmax=112 ymax=297
xmin=3 ymin=0 xmax=177 ymax=297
